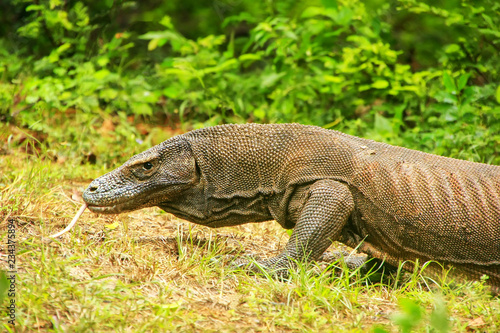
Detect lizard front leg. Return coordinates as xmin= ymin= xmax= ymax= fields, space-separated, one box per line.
xmin=247 ymin=179 xmax=355 ymax=275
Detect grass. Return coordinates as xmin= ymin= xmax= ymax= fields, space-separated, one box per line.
xmin=1 ymin=125 xmax=500 ymax=332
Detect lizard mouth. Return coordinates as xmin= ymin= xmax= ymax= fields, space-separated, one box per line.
xmin=87 ymin=204 xmax=122 ymax=214
xmin=85 ymin=197 xmax=153 ymax=214
xmin=85 ymin=198 xmax=136 ymax=214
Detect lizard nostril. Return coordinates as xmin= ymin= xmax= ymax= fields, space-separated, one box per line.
xmin=89 ymin=185 xmax=98 ymax=192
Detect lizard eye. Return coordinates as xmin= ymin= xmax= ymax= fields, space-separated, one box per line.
xmin=143 ymin=162 xmax=153 ymax=170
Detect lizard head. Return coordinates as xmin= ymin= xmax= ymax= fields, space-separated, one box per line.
xmin=82 ymin=137 xmax=199 ymax=214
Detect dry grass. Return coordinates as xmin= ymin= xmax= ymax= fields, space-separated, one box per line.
xmin=1 ymin=138 xmax=500 ymax=332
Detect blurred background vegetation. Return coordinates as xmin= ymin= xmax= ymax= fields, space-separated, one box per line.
xmin=1 ymin=0 xmax=499 ymax=166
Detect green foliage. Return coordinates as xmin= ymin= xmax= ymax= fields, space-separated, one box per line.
xmin=138 ymin=1 xmax=430 ymax=126
xmin=11 ymin=1 xmax=158 ymax=118
xmin=398 ymin=0 xmax=500 ymax=79
xmin=0 ymin=0 xmax=499 ymax=164
xmin=374 ymin=297 xmax=450 ymax=333
xmin=392 ymin=298 xmax=425 ymax=333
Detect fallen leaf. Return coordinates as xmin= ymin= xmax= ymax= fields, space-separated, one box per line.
xmin=99 ymin=119 xmax=115 ymax=134
xmin=105 ymin=221 xmax=120 ymax=230
xmin=467 ymin=317 xmax=486 ymax=328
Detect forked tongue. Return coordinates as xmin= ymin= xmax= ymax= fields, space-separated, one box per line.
xmin=46 ymin=203 xmax=88 ymax=240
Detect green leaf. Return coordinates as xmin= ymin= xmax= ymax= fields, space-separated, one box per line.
xmin=372 ymin=80 xmax=389 ymax=89
xmin=148 ymin=39 xmax=159 ymax=51
xmin=323 ymin=75 xmax=344 ymax=83
xmin=57 ymin=10 xmax=73 ymax=30
xmin=334 ymin=7 xmax=353 ymax=26
xmin=130 ymin=102 xmax=153 ymax=115
xmin=53 ymin=67 xmax=66 ymax=76
xmin=97 ymin=56 xmax=109 ymax=67
xmin=201 ymin=59 xmax=238 ymax=75
xmin=301 ymin=7 xmax=325 ymax=19
xmin=444 ymin=44 xmax=460 ymax=54
xmin=321 ymin=0 xmax=338 ymax=9
xmin=94 ymin=69 xmax=111 ymax=80
xmin=442 ymin=72 xmax=456 ymax=94
xmin=159 ymin=16 xmax=174 ymax=29
xmin=496 ymin=86 xmax=500 ymax=104
xmin=100 ymin=88 xmax=118 ymax=100
xmin=482 ymin=14 xmax=495 ymax=29
xmin=50 ymin=0 xmax=63 ymax=10
xmin=163 ymin=86 xmax=181 ymax=99
xmin=104 ymin=0 xmax=114 ymax=8
xmin=374 ymin=113 xmax=393 ymax=134
xmin=239 ymin=53 xmax=262 ymax=67
xmin=26 ymin=5 xmax=44 ymax=12
xmin=478 ymin=29 xmax=500 ymax=38
xmin=457 ymin=73 xmax=470 ymax=91
xmin=430 ymin=297 xmax=450 ymax=333
xmin=260 ymin=72 xmax=286 ymax=89
xmin=105 ymin=221 xmax=120 ymax=230
xmin=56 ymin=43 xmax=71 ymax=54
xmin=25 ymin=94 xmax=39 ymax=104
xmin=392 ymin=298 xmax=423 ymax=333
xmin=253 ymin=109 xmax=266 ymax=120
xmin=139 ymin=31 xmax=179 ymax=40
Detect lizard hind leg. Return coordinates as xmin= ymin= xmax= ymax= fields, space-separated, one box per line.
xmin=250 ymin=179 xmax=355 ymax=276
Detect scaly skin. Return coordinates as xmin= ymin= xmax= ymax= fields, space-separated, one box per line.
xmin=83 ymin=124 xmax=500 ymax=292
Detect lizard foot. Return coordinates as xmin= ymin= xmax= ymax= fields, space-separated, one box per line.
xmin=211 ymin=254 xmax=293 ymax=279
xmin=319 ymin=250 xmax=371 ymax=271
xmin=319 ymin=251 xmax=397 ymax=284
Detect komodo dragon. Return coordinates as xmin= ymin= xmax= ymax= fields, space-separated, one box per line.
xmin=82 ymin=123 xmax=500 ymax=292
